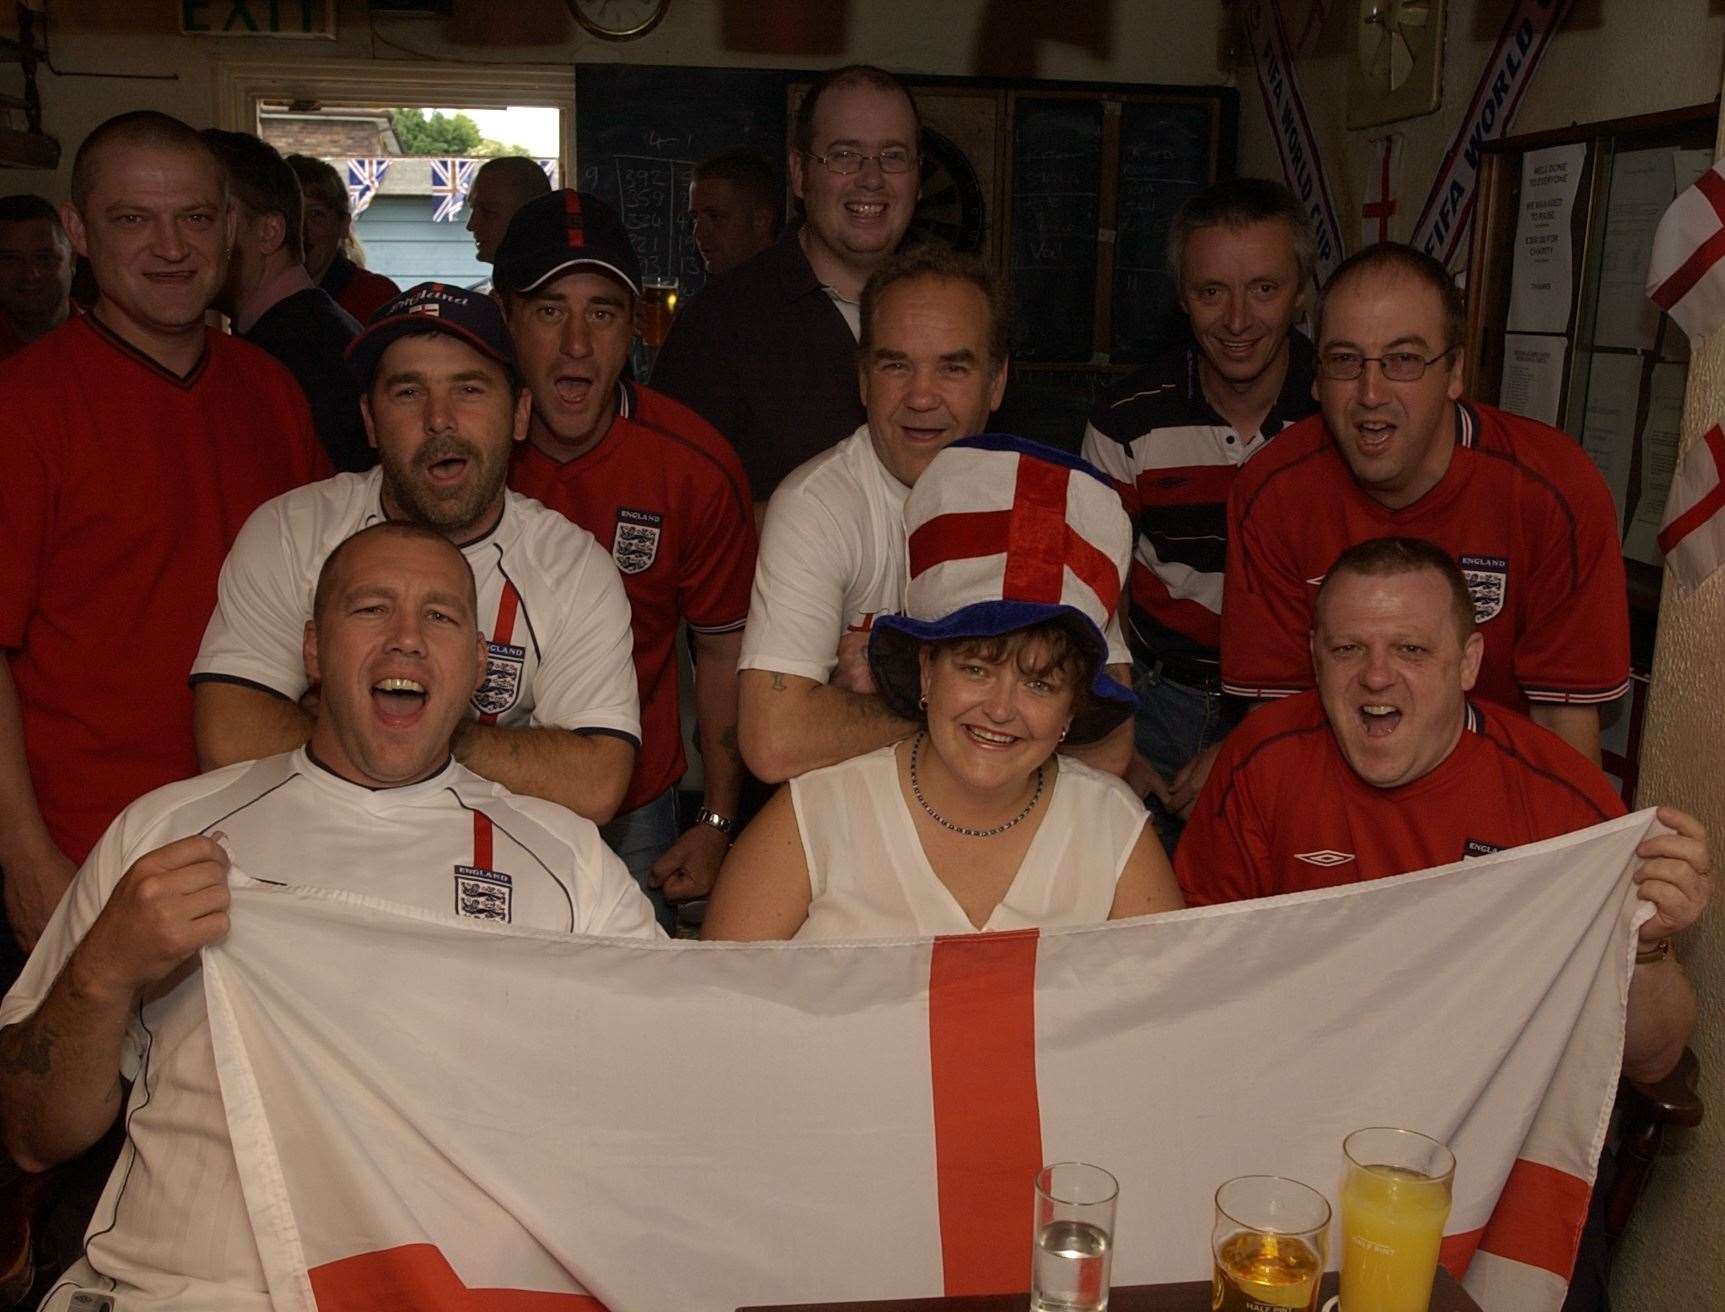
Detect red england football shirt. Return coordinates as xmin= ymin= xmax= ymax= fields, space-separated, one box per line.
xmin=0 ymin=315 xmax=327 ymax=861
xmin=1221 ymin=400 xmax=1631 ymax=714
xmin=1176 ymin=692 xmax=1627 ymax=906
xmin=510 ymin=382 xmax=756 ymax=812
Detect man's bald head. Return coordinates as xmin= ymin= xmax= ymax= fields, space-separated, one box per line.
xmin=467 ymin=157 xmax=553 ymax=264
xmin=473 ymin=156 xmax=553 ymax=205
xmin=312 ymin=522 xmax=476 ymax=624
xmin=72 ymin=111 xmax=226 ymax=215
xmin=1313 ymin=536 xmax=1476 ymax=644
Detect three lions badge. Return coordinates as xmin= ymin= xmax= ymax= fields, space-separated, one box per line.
xmin=613 ymin=508 xmax=662 ymax=575
xmin=454 ymin=865 xmax=512 ymax=922
xmin=472 ymin=641 xmax=526 ymax=717
xmin=1458 ymin=554 xmax=1508 ymax=623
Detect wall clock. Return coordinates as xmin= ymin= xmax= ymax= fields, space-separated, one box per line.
xmin=567 ymin=0 xmax=670 ymax=41
xmin=1347 ymin=0 xmax=1445 ymax=128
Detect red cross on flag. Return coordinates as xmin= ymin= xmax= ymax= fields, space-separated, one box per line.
xmin=1656 ymin=423 xmax=1725 ymax=593
xmin=1362 ymin=133 xmax=1403 ymax=246
xmin=904 ymin=436 xmax=1128 ymax=623
xmin=1648 ymin=158 xmax=1725 ymax=341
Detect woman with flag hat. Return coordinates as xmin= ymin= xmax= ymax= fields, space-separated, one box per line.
xmin=703 ymin=436 xmax=1182 ymax=941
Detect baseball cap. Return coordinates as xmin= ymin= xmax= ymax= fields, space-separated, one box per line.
xmin=492 ymin=189 xmax=643 ymax=297
xmin=867 ymin=434 xmax=1137 ymax=746
xmin=346 ymin=282 xmax=517 ymax=388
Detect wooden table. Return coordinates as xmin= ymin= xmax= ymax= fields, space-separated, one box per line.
xmin=742 ymin=1267 xmax=1483 ymax=1311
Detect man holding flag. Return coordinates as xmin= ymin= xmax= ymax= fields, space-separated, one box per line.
xmin=0 ymin=522 xmax=660 ymax=1312
xmin=1187 ymin=536 xmax=1706 ymax=1084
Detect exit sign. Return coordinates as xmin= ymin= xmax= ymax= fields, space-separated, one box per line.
xmin=181 ymin=0 xmax=336 ymax=37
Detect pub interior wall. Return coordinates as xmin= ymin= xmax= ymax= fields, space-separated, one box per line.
xmin=1609 ymin=82 xmax=1725 ymax=1312
xmin=3 ymin=0 xmax=1236 ymax=202
xmin=1232 ymin=1 xmax=1725 ymax=251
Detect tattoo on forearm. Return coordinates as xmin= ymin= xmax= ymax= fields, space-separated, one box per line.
xmin=718 ymin=725 xmax=743 ymax=763
xmin=0 ymin=1023 xmax=53 ymax=1079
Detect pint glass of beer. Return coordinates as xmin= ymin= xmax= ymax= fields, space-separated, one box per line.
xmin=1211 ymin=1175 xmax=1329 ymax=1312
xmin=1339 ymin=1128 xmax=1455 ymax=1312
xmin=639 ymin=280 xmax=679 ymax=347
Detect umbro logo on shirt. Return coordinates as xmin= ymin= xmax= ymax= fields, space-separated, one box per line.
xmin=1295 ymin=849 xmax=1355 ymax=867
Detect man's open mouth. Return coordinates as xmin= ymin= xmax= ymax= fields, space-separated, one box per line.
xmin=1359 ymin=704 xmax=1402 ymax=738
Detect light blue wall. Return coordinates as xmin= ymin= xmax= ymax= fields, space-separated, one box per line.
xmin=352 ymin=195 xmax=489 ymax=291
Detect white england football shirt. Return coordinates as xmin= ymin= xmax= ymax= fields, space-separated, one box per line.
xmin=192 ymin=468 xmax=640 ymax=741
xmin=0 ymin=749 xmax=661 ymax=1311
xmin=739 ymin=426 xmax=911 ymax=683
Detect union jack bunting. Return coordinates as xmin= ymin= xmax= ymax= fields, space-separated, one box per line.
xmin=431 ymin=157 xmax=480 ymax=222
xmin=537 ymin=157 xmax=559 ymax=188
xmin=344 ymin=157 xmax=391 ymax=217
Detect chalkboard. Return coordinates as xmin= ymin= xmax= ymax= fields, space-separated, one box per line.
xmin=1111 ymin=99 xmax=1217 ymax=359
xmin=1009 ymin=98 xmax=1104 ymax=364
xmin=575 ymin=64 xmax=798 ymax=300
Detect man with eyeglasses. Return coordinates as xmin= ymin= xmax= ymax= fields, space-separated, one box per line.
xmin=1220 ymin=242 xmax=1629 ymax=764
xmin=653 ymin=64 xmax=921 ymax=513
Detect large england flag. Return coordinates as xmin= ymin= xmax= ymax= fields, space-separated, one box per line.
xmin=202 ymin=812 xmax=1660 ymax=1312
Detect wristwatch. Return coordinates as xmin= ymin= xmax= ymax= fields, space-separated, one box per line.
xmin=695 ymin=807 xmax=736 ymax=837
xmin=1635 ymin=938 xmax=1673 ymax=966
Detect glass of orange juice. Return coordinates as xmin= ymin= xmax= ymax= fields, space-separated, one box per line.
xmin=1339 ymin=1128 xmax=1455 ymax=1312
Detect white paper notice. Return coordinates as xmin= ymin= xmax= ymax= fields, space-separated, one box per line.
xmin=1596 ymin=149 xmax=1677 ymax=350
xmin=1673 ymin=149 xmax=1714 ymax=196
xmin=1507 ymin=143 xmax=1586 ymax=334
xmin=1624 ymin=361 xmax=1689 ymax=566
xmin=1499 ymin=334 xmax=1567 ymax=426
xmin=1580 ymin=352 xmax=1642 ymax=535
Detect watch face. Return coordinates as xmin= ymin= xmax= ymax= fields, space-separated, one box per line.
xmin=569 ymin=0 xmax=670 ymax=41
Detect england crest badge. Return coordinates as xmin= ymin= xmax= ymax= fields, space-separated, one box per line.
xmin=1458 ymin=554 xmax=1508 ymax=623
xmin=454 ymin=865 xmax=512 ymax=922
xmin=613 ymin=507 xmax=663 ymax=575
xmin=472 ymin=641 xmax=526 ymax=717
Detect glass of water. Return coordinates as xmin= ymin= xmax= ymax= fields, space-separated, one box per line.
xmin=1031 ymin=1161 xmax=1118 ymax=1312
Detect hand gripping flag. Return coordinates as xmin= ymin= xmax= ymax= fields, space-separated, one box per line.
xmin=1648 ymin=158 xmax=1725 ymax=341
xmin=1656 ymin=423 xmax=1725 ymax=592
xmin=203 ymin=813 xmax=1661 ymax=1312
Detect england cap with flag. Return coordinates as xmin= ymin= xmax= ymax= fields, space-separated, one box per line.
xmin=345 ymin=281 xmax=517 ymax=388
xmin=1647 ymin=157 xmax=1725 ymax=341
xmin=868 ymin=434 xmax=1136 ymax=744
xmin=492 ymin=188 xmax=643 ymax=298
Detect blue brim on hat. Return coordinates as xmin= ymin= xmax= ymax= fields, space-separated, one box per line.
xmin=867 ymin=600 xmax=1136 ymax=746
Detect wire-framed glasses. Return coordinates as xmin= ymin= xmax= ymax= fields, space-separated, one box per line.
xmin=1318 ymin=347 xmax=1456 ymax=382
xmin=799 ymin=147 xmax=917 ymax=176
